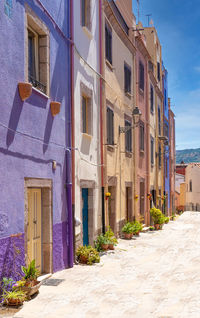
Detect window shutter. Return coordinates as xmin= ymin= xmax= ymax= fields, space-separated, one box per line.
xmin=86 ymin=0 xmax=91 ymax=30
xmin=82 ymin=0 xmax=86 ymax=26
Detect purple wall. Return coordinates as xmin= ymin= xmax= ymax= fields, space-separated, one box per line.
xmin=0 ymin=0 xmax=73 ymax=281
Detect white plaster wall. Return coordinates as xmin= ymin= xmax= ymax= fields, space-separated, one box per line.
xmin=185 ymin=165 xmax=200 ymax=207
xmin=74 ymin=0 xmax=101 ymax=239
xmin=175 ymin=173 xmax=185 ymax=193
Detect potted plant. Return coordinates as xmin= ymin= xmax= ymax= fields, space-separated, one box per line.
xmin=2 ymin=290 xmax=26 ymax=306
xmin=95 ymin=234 xmax=110 ymax=251
xmin=150 ymin=207 xmax=165 ymax=230
xmin=122 ymin=222 xmax=133 ymax=239
xmin=76 ymin=246 xmax=100 ymax=265
xmin=104 ymin=226 xmax=118 ymax=250
xmin=165 ymin=217 xmax=170 ymax=224
xmin=131 ymin=221 xmax=143 ymax=235
xmin=20 ymin=260 xmax=41 ymax=297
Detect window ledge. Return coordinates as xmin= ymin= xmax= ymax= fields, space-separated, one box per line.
xmin=107 ymin=145 xmax=115 ymax=152
xmin=140 ymin=149 xmax=144 ymax=155
xmin=82 ymin=26 xmax=93 ymax=40
xmin=32 ymin=86 xmax=49 ymax=99
xmin=82 ymin=133 xmax=92 ymax=140
xmin=139 ymin=88 xmax=144 ymax=96
xmin=125 ymin=151 xmax=132 ymax=158
xmin=106 ymin=59 xmax=114 ymax=71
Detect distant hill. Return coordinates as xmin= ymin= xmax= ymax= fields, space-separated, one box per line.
xmin=176 ymin=148 xmax=200 ymax=164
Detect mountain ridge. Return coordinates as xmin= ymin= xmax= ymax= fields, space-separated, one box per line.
xmin=176 ymin=148 xmax=200 ymax=164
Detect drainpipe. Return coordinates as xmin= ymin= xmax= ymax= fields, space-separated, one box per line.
xmin=99 ymin=0 xmax=105 ymax=233
xmin=67 ymin=0 xmax=74 ymax=267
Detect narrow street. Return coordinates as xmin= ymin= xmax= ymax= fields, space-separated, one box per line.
xmin=11 ymin=212 xmax=200 ymax=318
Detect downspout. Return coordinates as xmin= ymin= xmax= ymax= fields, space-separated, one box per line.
xmin=67 ymin=0 xmax=74 ymax=267
xmin=99 ymin=0 xmax=105 ymax=233
xmin=146 ymin=62 xmax=150 ymax=225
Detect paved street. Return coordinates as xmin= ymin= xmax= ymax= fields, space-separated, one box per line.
xmin=14 ymin=212 xmax=200 ymax=318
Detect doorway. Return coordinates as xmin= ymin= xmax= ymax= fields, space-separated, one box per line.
xmin=140 ymin=180 xmax=145 ymax=223
xmin=108 ymin=186 xmax=116 ymax=234
xmin=126 ymin=187 xmax=132 ymax=222
xmin=82 ymin=188 xmax=89 ymax=246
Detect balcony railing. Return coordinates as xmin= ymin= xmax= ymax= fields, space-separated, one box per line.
xmin=29 ymin=75 xmax=46 ymax=94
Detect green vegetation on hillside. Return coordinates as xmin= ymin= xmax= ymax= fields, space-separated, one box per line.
xmin=176 ymin=148 xmax=200 ymax=164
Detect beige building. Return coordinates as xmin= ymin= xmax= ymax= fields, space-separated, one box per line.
xmin=185 ymin=163 xmax=200 ymax=211
xmin=143 ymin=26 xmax=164 ymax=211
xmin=103 ymin=0 xmax=137 ymax=233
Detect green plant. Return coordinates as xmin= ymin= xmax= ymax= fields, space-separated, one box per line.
xmin=2 ymin=290 xmax=26 ymax=304
xmin=165 ymin=217 xmax=170 ymax=224
xmin=149 ymin=226 xmax=154 ymax=231
xmin=158 ymin=215 xmax=166 ymax=225
xmin=76 ymin=246 xmax=100 ymax=265
xmin=131 ymin=221 xmax=143 ymax=234
xmin=104 ymin=227 xmax=118 ymax=245
xmin=21 ymin=259 xmax=39 ymax=281
xmin=122 ymin=222 xmax=133 ymax=234
xmin=13 ymin=280 xmax=26 ymax=289
xmin=94 ymin=234 xmax=110 ymax=251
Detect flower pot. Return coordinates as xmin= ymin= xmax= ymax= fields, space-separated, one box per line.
xmin=21 ymin=280 xmax=42 ymax=297
xmin=5 ymin=298 xmax=24 ymax=306
xmin=123 ymin=233 xmax=132 ymax=239
xmin=101 ymin=244 xmax=109 ymax=250
xmin=79 ymin=255 xmax=88 ymax=264
xmin=18 ymin=82 xmax=32 ymax=101
xmin=108 ymin=243 xmax=114 ymax=250
xmin=134 ymin=231 xmax=140 ymax=236
xmin=154 ymin=224 xmax=160 ymax=230
xmin=50 ymin=101 xmax=61 ymax=116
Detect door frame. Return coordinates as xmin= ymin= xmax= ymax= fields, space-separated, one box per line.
xmin=24 ymin=178 xmax=53 ymax=274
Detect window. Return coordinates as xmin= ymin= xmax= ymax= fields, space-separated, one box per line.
xmin=151 ymin=136 xmax=154 ymax=165
xmin=125 ymin=120 xmax=132 ymax=152
xmin=139 ymin=62 xmax=144 ymax=91
xmin=150 ymin=85 xmax=154 ymax=113
xmin=189 ymin=180 xmax=192 ymax=192
xmin=159 ymin=144 xmax=161 ymax=168
xmin=105 ymin=22 xmax=112 ymax=65
xmin=81 ymin=0 xmax=91 ymax=30
xmin=81 ymin=95 xmax=92 ymax=135
xmin=157 ymin=62 xmax=160 ymax=82
xmin=158 ymin=106 xmax=161 ymax=135
xmin=139 ymin=122 xmax=144 ymax=151
xmin=124 ymin=63 xmax=131 ymax=94
xmin=107 ymin=107 xmax=114 ymax=145
xmin=26 ymin=11 xmax=49 ymax=95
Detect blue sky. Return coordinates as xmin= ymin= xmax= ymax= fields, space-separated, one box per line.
xmin=132 ymin=0 xmax=200 ymax=150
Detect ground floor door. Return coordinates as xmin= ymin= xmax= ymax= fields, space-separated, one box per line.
xmin=140 ymin=181 xmax=145 ymax=223
xmin=126 ymin=187 xmax=132 ymax=222
xmin=108 ymin=186 xmax=116 ymax=234
xmin=82 ymin=188 xmax=89 ymax=246
xmin=27 ymin=188 xmax=42 ymax=272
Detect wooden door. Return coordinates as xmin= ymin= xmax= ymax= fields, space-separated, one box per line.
xmin=27 ymin=188 xmax=42 ymax=272
xmin=82 ymin=188 xmax=89 ymax=246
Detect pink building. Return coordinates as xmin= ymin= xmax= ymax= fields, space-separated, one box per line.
xmin=169 ymin=100 xmax=176 ymax=215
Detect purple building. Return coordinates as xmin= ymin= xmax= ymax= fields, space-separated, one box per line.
xmin=0 ymin=0 xmax=73 ymax=281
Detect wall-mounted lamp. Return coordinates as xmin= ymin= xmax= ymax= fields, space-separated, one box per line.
xmin=52 ymin=160 xmax=57 ymax=170
xmin=119 ymin=107 xmax=142 ymax=134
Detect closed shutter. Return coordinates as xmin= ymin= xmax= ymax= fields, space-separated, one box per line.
xmin=150 ymin=86 xmax=154 ymax=112
xmin=82 ymin=0 xmax=86 ymax=26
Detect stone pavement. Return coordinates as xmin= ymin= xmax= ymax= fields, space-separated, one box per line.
xmin=13 ymin=212 xmax=200 ymax=318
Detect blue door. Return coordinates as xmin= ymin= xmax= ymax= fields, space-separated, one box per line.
xmin=82 ymin=188 xmax=89 ymax=246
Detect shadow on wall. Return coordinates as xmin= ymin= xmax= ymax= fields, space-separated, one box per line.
xmin=0 ymin=234 xmax=25 ymax=283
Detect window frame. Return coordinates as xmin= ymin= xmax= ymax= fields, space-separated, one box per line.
xmin=125 ymin=120 xmax=132 ymax=152
xmin=139 ymin=121 xmax=144 ymax=152
xmin=105 ymin=22 xmax=112 ymax=65
xmin=28 ymin=26 xmax=39 ymax=85
xmin=124 ymin=63 xmax=131 ymax=94
xmin=107 ymin=106 xmax=114 ymax=145
xmin=139 ymin=61 xmax=144 ymax=92
xmin=151 ymin=136 xmax=154 ymax=166
xmin=81 ymin=0 xmax=91 ymax=31
xmin=150 ymin=85 xmax=154 ymax=114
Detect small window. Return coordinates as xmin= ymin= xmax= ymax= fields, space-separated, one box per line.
xmin=139 ymin=62 xmax=144 ymax=91
xmin=27 ymin=13 xmax=49 ymax=95
xmin=151 ymin=136 xmax=154 ymax=165
xmin=82 ymin=95 xmax=92 ymax=135
xmin=124 ymin=63 xmax=131 ymax=94
xmin=139 ymin=122 xmax=144 ymax=151
xmin=107 ymin=107 xmax=114 ymax=145
xmin=159 ymin=144 xmax=161 ymax=168
xmin=125 ymin=120 xmax=132 ymax=152
xmin=157 ymin=62 xmax=160 ymax=82
xmin=189 ymin=180 xmax=192 ymax=192
xmin=81 ymin=0 xmax=91 ymax=30
xmin=158 ymin=106 xmax=161 ymax=135
xmin=150 ymin=85 xmax=154 ymax=113
xmin=105 ymin=22 xmax=112 ymax=65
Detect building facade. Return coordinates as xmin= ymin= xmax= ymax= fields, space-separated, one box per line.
xmin=73 ymin=0 xmax=102 ymax=247
xmin=0 ymin=0 xmax=73 ymax=281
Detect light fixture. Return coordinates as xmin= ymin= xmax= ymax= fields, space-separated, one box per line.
xmin=132 ymin=106 xmax=142 ymax=125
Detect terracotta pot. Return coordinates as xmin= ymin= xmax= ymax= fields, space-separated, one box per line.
xmin=5 ymin=298 xmax=23 ymax=306
xmin=18 ymin=82 xmax=32 ymax=101
xmin=50 ymin=101 xmax=61 ymax=116
xmin=101 ymin=244 xmax=109 ymax=250
xmin=154 ymin=224 xmax=160 ymax=230
xmin=19 ymin=280 xmax=41 ymax=297
xmin=108 ymin=244 xmax=114 ymax=250
xmin=134 ymin=231 xmax=140 ymax=236
xmin=79 ymin=255 xmax=88 ymax=264
xmin=123 ymin=233 xmax=132 ymax=239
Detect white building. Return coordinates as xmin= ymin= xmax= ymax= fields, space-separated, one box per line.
xmin=74 ymin=0 xmax=102 ymax=247
xmin=185 ymin=163 xmax=200 ymax=211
